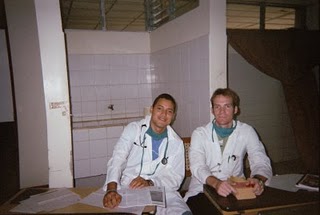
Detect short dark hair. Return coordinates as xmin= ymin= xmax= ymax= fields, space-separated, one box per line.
xmin=211 ymin=88 xmax=240 ymax=109
xmin=152 ymin=93 xmax=177 ymax=113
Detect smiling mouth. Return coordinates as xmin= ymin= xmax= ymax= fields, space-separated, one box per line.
xmin=158 ymin=116 xmax=167 ymax=121
xmin=217 ymin=116 xmax=226 ymax=119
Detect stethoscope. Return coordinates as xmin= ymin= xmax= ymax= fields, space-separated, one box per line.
xmin=135 ymin=124 xmax=169 ymax=176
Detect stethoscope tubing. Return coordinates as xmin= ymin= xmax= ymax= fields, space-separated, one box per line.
xmin=136 ymin=124 xmax=169 ymax=176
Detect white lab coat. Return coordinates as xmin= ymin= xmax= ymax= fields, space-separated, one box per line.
xmin=103 ymin=115 xmax=191 ymax=214
xmin=184 ymin=120 xmax=273 ymax=201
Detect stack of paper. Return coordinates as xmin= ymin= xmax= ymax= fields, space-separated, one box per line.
xmin=80 ymin=186 xmax=165 ymax=208
xmin=10 ymin=188 xmax=81 ymax=213
xmin=79 ymin=188 xmax=145 ymax=214
xmin=268 ymin=174 xmax=302 ymax=192
xmin=295 ymin=174 xmax=319 ymax=191
xmin=118 ymin=186 xmax=166 ymax=208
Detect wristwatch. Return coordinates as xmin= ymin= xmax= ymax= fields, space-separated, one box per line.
xmin=253 ymin=175 xmax=265 ymax=187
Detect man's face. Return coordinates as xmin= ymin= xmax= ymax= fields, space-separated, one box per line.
xmin=212 ymin=95 xmax=238 ymax=128
xmin=150 ymin=98 xmax=175 ymax=133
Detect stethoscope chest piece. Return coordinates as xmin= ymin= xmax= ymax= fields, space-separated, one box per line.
xmin=161 ymin=157 xmax=168 ymax=165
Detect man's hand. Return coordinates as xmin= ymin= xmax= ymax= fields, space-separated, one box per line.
xmin=103 ymin=182 xmax=122 ymax=208
xmin=129 ymin=176 xmax=150 ymax=189
xmin=206 ymin=176 xmax=237 ymax=197
xmin=248 ymin=177 xmax=265 ymax=196
xmin=215 ymin=180 xmax=238 ymax=197
xmin=103 ymin=190 xmax=122 ymax=209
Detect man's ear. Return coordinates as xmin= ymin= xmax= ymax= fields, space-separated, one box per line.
xmin=234 ymin=106 xmax=238 ymax=115
xmin=171 ymin=113 xmax=177 ymax=125
xmin=211 ymin=107 xmax=214 ymax=115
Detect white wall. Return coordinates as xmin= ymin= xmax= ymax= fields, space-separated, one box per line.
xmin=150 ymin=0 xmax=227 ymax=136
xmin=150 ymin=0 xmax=227 ymax=97
xmin=66 ymin=0 xmax=226 ymax=138
xmin=65 ymin=31 xmax=153 ymax=179
xmin=35 ymin=0 xmax=73 ymax=188
xmin=150 ymin=36 xmax=211 ymax=137
xmin=66 ymin=0 xmax=226 ymax=178
xmin=67 ymin=51 xmax=152 ymax=180
xmin=150 ymin=0 xmax=210 ymax=53
xmin=0 ymin=30 xmax=14 ymax=122
xmin=65 ymin=30 xmax=150 ymax=54
xmin=73 ymin=126 xmax=123 ymax=179
xmin=67 ymin=53 xmax=152 ymax=123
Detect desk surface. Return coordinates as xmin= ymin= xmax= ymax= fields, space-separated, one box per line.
xmin=0 ymin=187 xmax=155 ymax=214
xmin=204 ymin=184 xmax=319 ymax=215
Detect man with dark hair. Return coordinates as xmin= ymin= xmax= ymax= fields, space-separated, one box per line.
xmin=103 ymin=93 xmax=191 ymax=214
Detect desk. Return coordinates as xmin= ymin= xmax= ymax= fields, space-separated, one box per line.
xmin=204 ymin=184 xmax=319 ymax=215
xmin=0 ymin=187 xmax=156 ymax=214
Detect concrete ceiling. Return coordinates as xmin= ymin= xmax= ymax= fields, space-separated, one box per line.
xmin=0 ymin=0 xmax=316 ymax=31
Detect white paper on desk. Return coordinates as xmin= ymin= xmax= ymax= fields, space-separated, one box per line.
xmin=268 ymin=174 xmax=303 ymax=192
xmin=80 ymin=186 xmax=165 ymax=208
xmin=79 ymin=188 xmax=106 ymax=208
xmin=10 ymin=188 xmax=81 ymax=213
xmin=9 ymin=202 xmax=39 ymax=214
xmin=118 ymin=186 xmax=166 ymax=208
xmin=79 ymin=188 xmax=145 ymax=214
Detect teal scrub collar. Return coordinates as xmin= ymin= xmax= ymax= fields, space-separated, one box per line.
xmin=212 ymin=120 xmax=237 ymax=138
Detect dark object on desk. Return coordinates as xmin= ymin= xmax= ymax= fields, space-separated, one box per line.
xmin=295 ymin=174 xmax=319 ymax=191
xmin=204 ymin=184 xmax=319 ymax=212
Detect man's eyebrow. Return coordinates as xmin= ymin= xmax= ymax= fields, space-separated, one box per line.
xmin=213 ymin=103 xmax=233 ymax=106
xmin=156 ymin=104 xmax=174 ymax=110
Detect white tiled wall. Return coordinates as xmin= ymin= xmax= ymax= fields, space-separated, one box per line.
xmin=69 ymin=35 xmax=211 ymax=178
xmin=69 ymin=53 xmax=153 ymax=178
xmin=151 ymin=35 xmax=211 ymax=137
xmin=70 ymin=35 xmax=298 ymax=179
xmin=72 ymin=126 xmax=124 ymax=178
xmin=68 ymin=54 xmax=153 ymax=122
